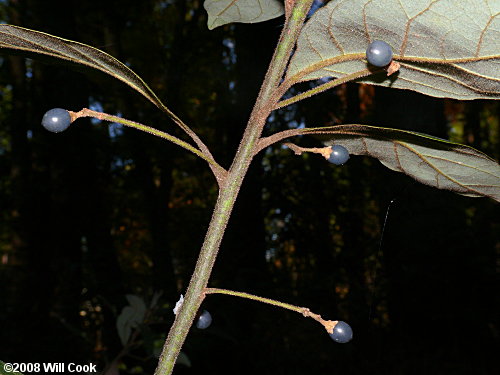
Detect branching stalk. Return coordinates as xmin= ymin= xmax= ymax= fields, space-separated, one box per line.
xmin=153 ymin=1 xmax=315 ymax=374
xmin=254 ymin=127 xmax=304 ymax=155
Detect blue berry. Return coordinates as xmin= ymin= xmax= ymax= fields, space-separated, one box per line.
xmin=196 ymin=310 xmax=212 ymax=329
xmin=329 ymin=321 xmax=353 ymax=343
xmin=366 ymin=40 xmax=393 ymax=67
xmin=328 ymin=145 xmax=350 ymax=165
xmin=41 ymin=108 xmax=72 ymax=133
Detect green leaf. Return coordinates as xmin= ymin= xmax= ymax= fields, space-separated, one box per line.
xmin=116 ymin=295 xmax=147 ymax=346
xmin=286 ymin=0 xmax=500 ymax=100
xmin=204 ymin=0 xmax=284 ymax=30
xmin=116 ymin=307 xmax=135 ymax=346
xmin=126 ymin=294 xmax=147 ymax=316
xmin=0 ymin=25 xmax=171 ymax=112
xmin=302 ymin=125 xmax=500 ymax=201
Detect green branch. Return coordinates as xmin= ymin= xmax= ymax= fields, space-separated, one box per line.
xmin=153 ymin=2 xmax=315 ymax=374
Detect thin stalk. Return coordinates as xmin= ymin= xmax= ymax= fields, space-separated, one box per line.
xmin=153 ymin=2 xmax=314 ymax=374
xmin=71 ymin=108 xmax=227 ymax=182
xmin=203 ymin=288 xmax=339 ymax=333
xmin=204 ymin=287 xmax=307 ymax=314
xmin=157 ymin=103 xmax=216 ymax=163
xmin=275 ymin=69 xmax=372 ymax=110
xmin=254 ymin=127 xmax=304 ymax=155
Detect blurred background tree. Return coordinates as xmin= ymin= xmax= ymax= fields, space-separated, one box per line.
xmin=0 ymin=1 xmax=498 ymax=374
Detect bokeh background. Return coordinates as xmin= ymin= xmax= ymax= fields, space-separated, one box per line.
xmin=0 ymin=1 xmax=498 ymax=374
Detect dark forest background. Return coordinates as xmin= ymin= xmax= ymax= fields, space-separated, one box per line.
xmin=0 ymin=1 xmax=498 ymax=374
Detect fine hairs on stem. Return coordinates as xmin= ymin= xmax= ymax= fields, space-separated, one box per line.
xmin=69 ymin=108 xmax=228 ymax=183
xmin=203 ymin=287 xmax=340 ymax=334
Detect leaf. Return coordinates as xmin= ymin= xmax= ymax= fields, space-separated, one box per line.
xmin=126 ymin=294 xmax=147 ymax=317
xmin=302 ymin=125 xmax=500 ymax=201
xmin=116 ymin=307 xmax=135 ymax=346
xmin=0 ymin=25 xmax=170 ymax=112
xmin=204 ymin=0 xmax=284 ymax=30
xmin=116 ymin=295 xmax=147 ymax=346
xmin=286 ymin=0 xmax=500 ymax=100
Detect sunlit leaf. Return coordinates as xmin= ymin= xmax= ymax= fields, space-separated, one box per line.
xmin=0 ymin=25 xmax=171 ymax=112
xmin=204 ymin=0 xmax=284 ymax=30
xmin=302 ymin=125 xmax=500 ymax=201
xmin=286 ymin=0 xmax=500 ymax=100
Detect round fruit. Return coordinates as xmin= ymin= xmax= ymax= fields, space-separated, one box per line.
xmin=366 ymin=40 xmax=393 ymax=67
xmin=329 ymin=321 xmax=353 ymax=343
xmin=41 ymin=108 xmax=72 ymax=133
xmin=196 ymin=310 xmax=212 ymax=329
xmin=328 ymin=145 xmax=350 ymax=165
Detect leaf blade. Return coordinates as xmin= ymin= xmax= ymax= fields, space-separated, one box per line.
xmin=286 ymin=0 xmax=500 ymax=99
xmin=116 ymin=295 xmax=147 ymax=346
xmin=0 ymin=25 xmax=170 ymax=112
xmin=204 ymin=0 xmax=284 ymax=30
xmin=301 ymin=125 xmax=500 ymax=201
